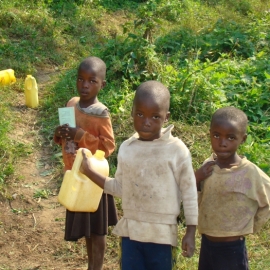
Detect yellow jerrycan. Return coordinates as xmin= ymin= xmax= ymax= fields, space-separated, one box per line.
xmin=24 ymin=75 xmax=39 ymax=108
xmin=0 ymin=69 xmax=16 ymax=85
xmin=58 ymin=148 xmax=108 ymax=212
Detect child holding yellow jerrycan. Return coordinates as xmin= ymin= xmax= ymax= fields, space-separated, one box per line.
xmin=80 ymin=80 xmax=198 ymax=270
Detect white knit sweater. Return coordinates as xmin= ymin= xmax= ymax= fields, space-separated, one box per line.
xmin=104 ymin=125 xmax=198 ymax=246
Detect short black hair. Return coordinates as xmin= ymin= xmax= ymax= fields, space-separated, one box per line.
xmin=211 ymin=106 xmax=248 ymax=133
xmin=134 ymin=81 xmax=170 ymax=111
xmin=78 ymin=56 xmax=106 ymax=80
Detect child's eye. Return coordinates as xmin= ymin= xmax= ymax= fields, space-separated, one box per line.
xmin=136 ymin=113 xmax=143 ymax=117
xmin=153 ymin=115 xmax=160 ymax=119
xmin=228 ymin=136 xmax=235 ymax=141
xmin=89 ymin=80 xmax=96 ymax=84
xmin=77 ymin=78 xmax=83 ymax=82
xmin=213 ymin=134 xmax=219 ymax=139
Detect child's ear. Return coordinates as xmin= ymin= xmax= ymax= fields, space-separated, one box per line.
xmin=164 ymin=111 xmax=170 ymax=122
xmin=101 ymin=80 xmax=106 ymax=88
xmin=241 ymin=133 xmax=247 ymax=144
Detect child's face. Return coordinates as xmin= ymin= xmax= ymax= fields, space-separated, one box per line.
xmin=76 ymin=67 xmax=105 ymax=105
xmin=210 ymin=119 xmax=247 ymax=162
xmin=132 ymin=96 xmax=170 ymax=141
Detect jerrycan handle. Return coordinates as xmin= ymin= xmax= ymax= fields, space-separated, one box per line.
xmin=72 ymin=148 xmax=92 ymax=173
xmin=25 ymin=75 xmax=34 ymax=90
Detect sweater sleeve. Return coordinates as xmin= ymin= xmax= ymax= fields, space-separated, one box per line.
xmin=252 ymin=168 xmax=270 ymax=233
xmin=104 ymin=150 xmax=123 ymax=197
xmin=176 ymin=152 xmax=198 ymax=226
xmin=74 ymin=117 xmax=115 ymax=158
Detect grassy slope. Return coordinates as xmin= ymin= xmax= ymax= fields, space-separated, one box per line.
xmin=0 ymin=0 xmax=270 ymax=269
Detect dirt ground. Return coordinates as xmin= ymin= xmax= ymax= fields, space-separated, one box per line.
xmin=0 ymin=71 xmax=119 ymax=270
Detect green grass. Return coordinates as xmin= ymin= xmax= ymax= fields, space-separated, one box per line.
xmin=0 ymin=0 xmax=270 ymax=268
xmin=0 ymin=83 xmax=33 ymax=188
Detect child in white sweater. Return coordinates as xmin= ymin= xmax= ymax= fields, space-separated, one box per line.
xmin=80 ymin=80 xmax=198 ymax=270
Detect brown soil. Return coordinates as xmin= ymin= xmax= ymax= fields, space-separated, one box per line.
xmin=0 ymin=71 xmax=119 ymax=270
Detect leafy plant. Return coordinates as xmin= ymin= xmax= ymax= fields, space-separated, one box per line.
xmin=100 ymin=35 xmax=163 ymax=87
xmin=33 ymin=189 xmax=52 ymax=199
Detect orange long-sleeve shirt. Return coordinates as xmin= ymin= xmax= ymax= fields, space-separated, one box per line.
xmin=54 ymin=97 xmax=115 ymax=170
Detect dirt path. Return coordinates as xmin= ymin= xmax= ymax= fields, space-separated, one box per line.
xmin=0 ymin=71 xmax=118 ymax=270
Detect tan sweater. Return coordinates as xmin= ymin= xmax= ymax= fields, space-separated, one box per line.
xmin=54 ymin=97 xmax=115 ymax=170
xmin=104 ymin=125 xmax=198 ymax=246
xmin=198 ymin=154 xmax=270 ymax=236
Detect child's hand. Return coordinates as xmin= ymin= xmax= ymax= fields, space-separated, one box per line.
xmin=80 ymin=149 xmax=106 ymax=189
xmin=181 ymin=225 xmax=196 ymax=258
xmin=80 ymin=149 xmax=92 ymax=176
xmin=195 ymin=161 xmax=216 ymax=183
xmin=55 ymin=124 xmax=78 ymax=141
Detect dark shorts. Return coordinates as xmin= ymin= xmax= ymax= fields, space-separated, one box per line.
xmin=120 ymin=237 xmax=177 ymax=270
xmin=198 ymin=234 xmax=249 ymax=270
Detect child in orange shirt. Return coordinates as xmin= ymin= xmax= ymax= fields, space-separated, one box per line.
xmin=54 ymin=56 xmax=118 ymax=270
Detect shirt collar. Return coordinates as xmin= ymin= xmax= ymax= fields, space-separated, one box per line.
xmin=126 ymin=124 xmax=174 ymax=145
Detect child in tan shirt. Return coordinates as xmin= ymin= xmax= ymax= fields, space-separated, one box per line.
xmin=196 ymin=106 xmax=270 ymax=270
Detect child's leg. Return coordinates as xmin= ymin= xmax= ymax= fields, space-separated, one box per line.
xmin=198 ymin=234 xmax=214 ymax=270
xmin=121 ymin=237 xmax=146 ymax=270
xmin=143 ymin=241 xmax=175 ymax=270
xmin=85 ymin=234 xmax=106 ymax=270
xmin=121 ymin=237 xmax=174 ymax=270
xmin=198 ymin=235 xmax=249 ymax=270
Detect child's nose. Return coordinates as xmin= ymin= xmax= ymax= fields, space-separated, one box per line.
xmin=144 ymin=118 xmax=151 ymax=127
xmin=219 ymin=138 xmax=227 ymax=147
xmin=82 ymin=80 xmax=89 ymax=88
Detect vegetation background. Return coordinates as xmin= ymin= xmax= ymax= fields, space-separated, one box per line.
xmin=0 ymin=0 xmax=269 ymax=269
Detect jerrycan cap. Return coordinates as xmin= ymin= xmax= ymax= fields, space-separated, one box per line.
xmin=95 ymin=150 xmax=105 ymax=159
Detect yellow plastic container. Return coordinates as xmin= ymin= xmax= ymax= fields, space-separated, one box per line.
xmin=24 ymin=75 xmax=39 ymax=108
xmin=58 ymin=148 xmax=108 ymax=212
xmin=0 ymin=69 xmax=16 ymax=85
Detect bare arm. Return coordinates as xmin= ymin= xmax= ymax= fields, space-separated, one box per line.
xmin=181 ymin=225 xmax=196 ymax=257
xmin=80 ymin=149 xmax=106 ymax=189
xmin=252 ymin=171 xmax=270 ymax=232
